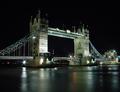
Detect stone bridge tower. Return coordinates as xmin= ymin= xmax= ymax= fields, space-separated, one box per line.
xmin=74 ymin=26 xmax=90 ymax=65
xmin=29 ymin=10 xmax=48 ymax=67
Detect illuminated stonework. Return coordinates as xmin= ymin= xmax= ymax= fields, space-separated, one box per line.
xmin=29 ymin=10 xmax=90 ymax=66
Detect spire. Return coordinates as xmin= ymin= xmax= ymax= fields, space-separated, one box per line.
xmin=73 ymin=26 xmax=76 ymax=33
xmin=45 ymin=13 xmax=49 ymax=25
xmin=30 ymin=16 xmax=33 ymax=32
xmin=83 ymin=24 xmax=85 ymax=28
xmin=37 ymin=10 xmax=41 ymax=19
xmin=30 ymin=16 xmax=32 ymax=24
xmin=37 ymin=10 xmax=41 ymax=26
xmin=79 ymin=21 xmax=82 ymax=28
xmin=33 ymin=18 xmax=37 ymax=24
xmin=82 ymin=24 xmax=85 ymax=34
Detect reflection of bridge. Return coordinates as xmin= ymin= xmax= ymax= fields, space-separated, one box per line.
xmin=0 ymin=10 xmax=104 ymax=67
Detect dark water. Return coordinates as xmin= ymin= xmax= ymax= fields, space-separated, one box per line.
xmin=0 ymin=65 xmax=120 ymax=92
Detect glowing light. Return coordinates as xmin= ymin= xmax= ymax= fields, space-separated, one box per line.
xmin=108 ymin=56 xmax=111 ymax=58
xmin=108 ymin=67 xmax=112 ymax=70
xmin=23 ymin=60 xmax=26 ymax=65
xmin=54 ymin=67 xmax=58 ymax=70
xmin=22 ymin=67 xmax=26 ymax=72
xmin=66 ymin=30 xmax=71 ymax=33
xmin=87 ymin=60 xmax=90 ymax=64
xmin=32 ymin=36 xmax=36 ymax=39
xmin=51 ymin=58 xmax=54 ymax=62
xmin=46 ymin=58 xmax=50 ymax=64
xmin=100 ymin=62 xmax=103 ymax=65
xmin=89 ymin=54 xmax=91 ymax=57
xmin=116 ymin=58 xmax=118 ymax=62
xmin=91 ymin=59 xmax=95 ymax=63
xmin=113 ymin=50 xmax=116 ymax=53
xmin=21 ymin=67 xmax=27 ymax=78
xmin=69 ymin=55 xmax=72 ymax=58
xmin=39 ymin=69 xmax=49 ymax=79
xmin=40 ymin=58 xmax=44 ymax=65
xmin=56 ymin=28 xmax=59 ymax=30
xmin=84 ymin=50 xmax=89 ymax=56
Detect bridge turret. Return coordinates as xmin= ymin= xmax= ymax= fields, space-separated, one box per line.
xmin=77 ymin=28 xmax=81 ymax=34
xmin=37 ymin=10 xmax=41 ymax=19
xmin=73 ymin=24 xmax=90 ymax=65
xmin=29 ymin=10 xmax=50 ymax=67
xmin=73 ymin=26 xmax=76 ymax=33
xmin=81 ymin=24 xmax=85 ymax=35
xmin=29 ymin=16 xmax=33 ymax=32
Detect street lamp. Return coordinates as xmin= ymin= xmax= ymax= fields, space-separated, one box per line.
xmin=66 ymin=30 xmax=71 ymax=33
xmin=39 ymin=57 xmax=44 ymax=65
xmin=32 ymin=36 xmax=36 ymax=40
xmin=23 ymin=60 xmax=26 ymax=65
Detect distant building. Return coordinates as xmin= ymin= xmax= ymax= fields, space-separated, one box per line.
xmin=104 ymin=49 xmax=118 ymax=61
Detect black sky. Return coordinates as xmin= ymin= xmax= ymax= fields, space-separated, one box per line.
xmin=0 ymin=2 xmax=120 ymax=55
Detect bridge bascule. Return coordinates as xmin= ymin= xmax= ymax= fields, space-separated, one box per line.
xmin=0 ymin=10 xmax=104 ymax=67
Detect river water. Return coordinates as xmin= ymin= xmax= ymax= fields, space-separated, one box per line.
xmin=0 ymin=65 xmax=120 ymax=92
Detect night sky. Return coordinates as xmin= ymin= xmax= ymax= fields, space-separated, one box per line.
xmin=0 ymin=2 xmax=120 ymax=55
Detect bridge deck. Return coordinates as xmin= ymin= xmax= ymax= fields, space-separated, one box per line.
xmin=0 ymin=56 xmax=33 ymax=60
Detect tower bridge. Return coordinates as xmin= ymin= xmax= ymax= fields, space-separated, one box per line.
xmin=0 ymin=10 xmax=103 ymax=67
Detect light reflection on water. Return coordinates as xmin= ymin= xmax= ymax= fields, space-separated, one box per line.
xmin=21 ymin=67 xmax=27 ymax=78
xmin=0 ymin=65 xmax=120 ymax=92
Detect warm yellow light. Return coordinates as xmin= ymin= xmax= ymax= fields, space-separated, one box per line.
xmin=32 ymin=36 xmax=36 ymax=39
xmin=23 ymin=60 xmax=26 ymax=65
xmin=69 ymin=55 xmax=72 ymax=58
xmin=40 ymin=58 xmax=43 ymax=64
xmin=87 ymin=60 xmax=90 ymax=64
xmin=100 ymin=62 xmax=103 ymax=65
xmin=66 ymin=30 xmax=71 ymax=33
xmin=46 ymin=58 xmax=50 ymax=64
